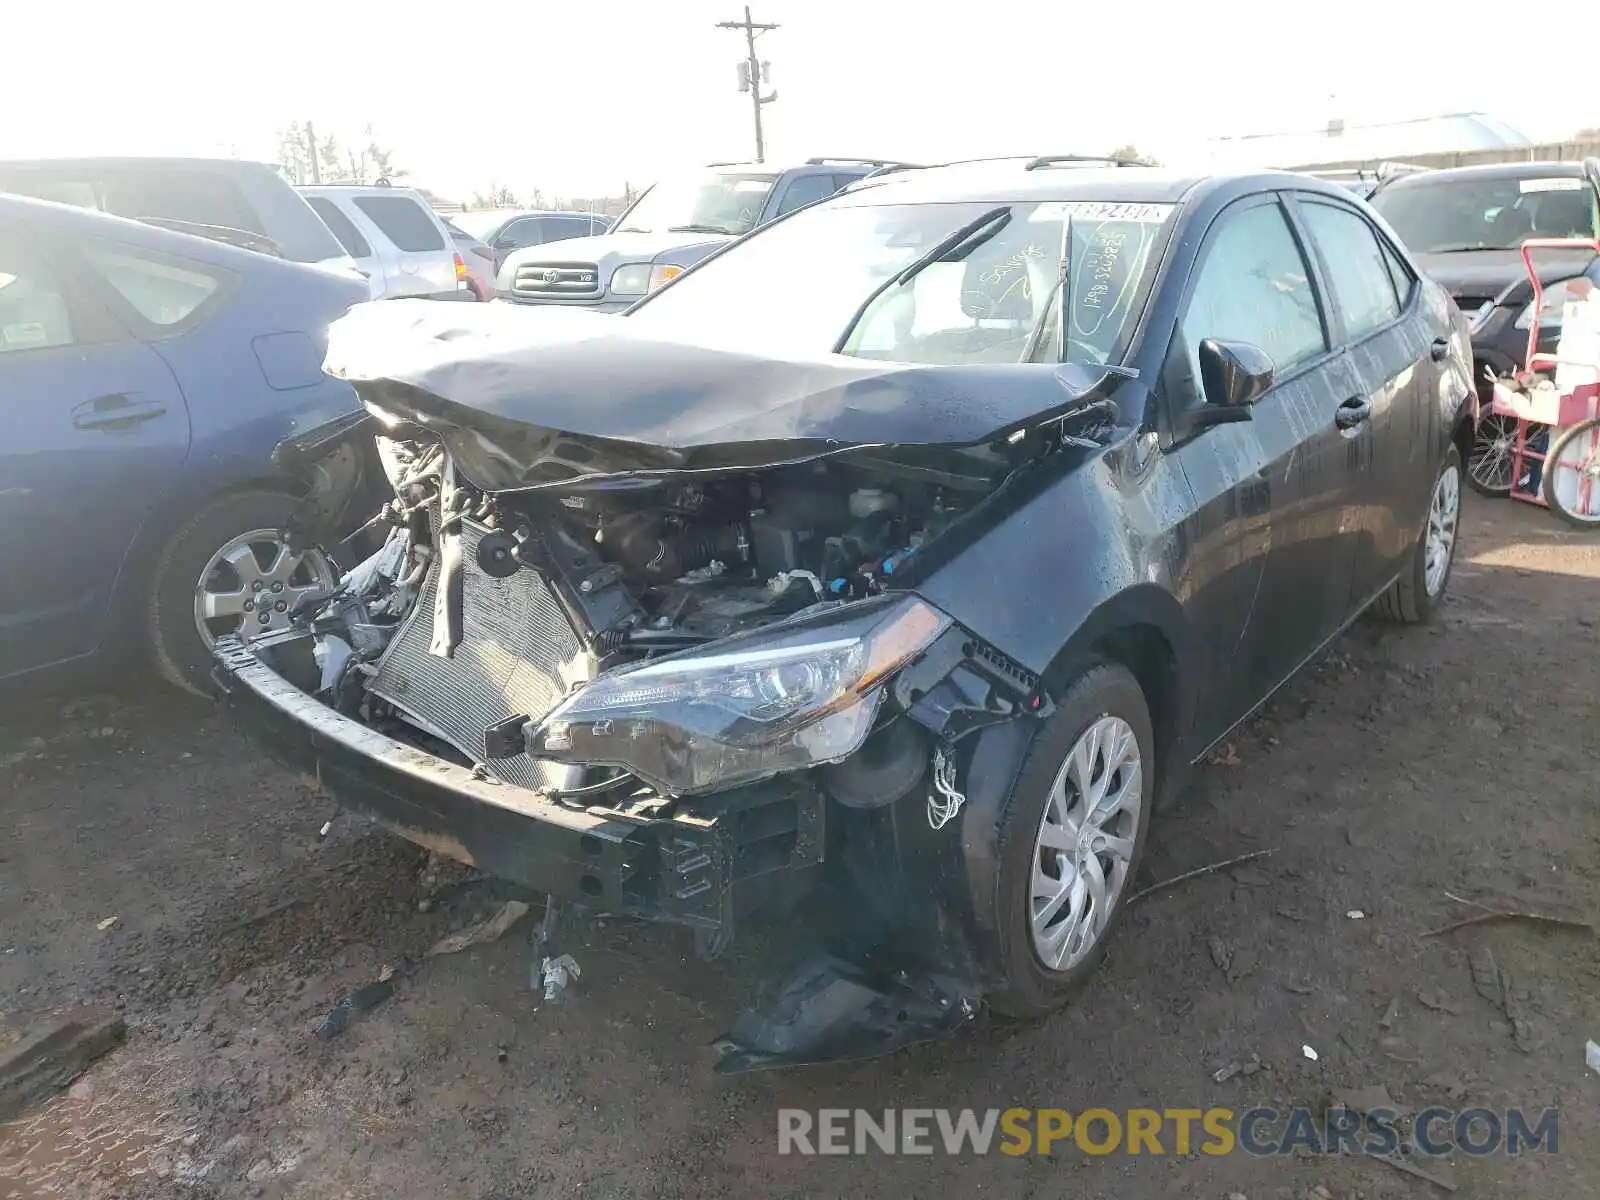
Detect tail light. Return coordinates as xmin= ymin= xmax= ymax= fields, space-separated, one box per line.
xmin=453 ymin=252 xmax=467 ymax=280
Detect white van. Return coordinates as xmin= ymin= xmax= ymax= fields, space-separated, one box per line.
xmin=300 ymin=183 xmax=470 ymax=301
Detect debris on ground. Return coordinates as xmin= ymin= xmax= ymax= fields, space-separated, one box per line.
xmin=315 ymin=981 xmax=395 ymax=1040
xmin=1225 ymin=945 xmax=1258 ymax=984
xmin=1424 ymin=890 xmax=1594 ymax=937
xmin=537 ymin=954 xmax=581 ymax=1003
xmin=1586 ymin=1040 xmax=1600 ymax=1076
xmin=1302 ymin=1044 xmax=1319 ymax=1062
xmin=1346 ymin=910 xmax=1366 ymax=920
xmin=1368 ymin=1148 xmax=1458 ymax=1192
xmin=1379 ymin=996 xmax=1400 ymax=1029
xmin=425 ymin=900 xmax=530 ymax=958
xmin=1213 ymin=1059 xmax=1243 ymax=1083
xmin=1416 ymin=987 xmax=1462 ymax=1014
xmin=1468 ymin=946 xmax=1501 ymax=1002
xmin=95 ymin=916 xmax=119 ymax=932
xmin=1207 ymin=936 xmax=1232 ymax=973
xmin=1207 ymin=743 xmax=1241 ymax=767
xmin=1129 ymin=849 xmax=1275 ymax=904
xmin=0 ymin=1005 xmax=126 ymax=1120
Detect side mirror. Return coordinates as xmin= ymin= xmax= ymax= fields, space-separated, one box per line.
xmin=1199 ymin=338 xmax=1275 ymax=409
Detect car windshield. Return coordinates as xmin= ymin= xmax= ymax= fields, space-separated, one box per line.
xmin=1372 ymin=174 xmax=1600 ymax=252
xmin=613 ymin=172 xmax=779 ymax=236
xmin=627 ymin=199 xmax=1176 ymax=367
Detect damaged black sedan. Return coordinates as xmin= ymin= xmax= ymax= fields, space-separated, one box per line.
xmin=215 ymin=161 xmax=1476 ymax=1064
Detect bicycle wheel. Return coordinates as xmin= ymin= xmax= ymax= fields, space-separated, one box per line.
xmin=1543 ymin=417 xmax=1600 ymax=529
xmin=1466 ymin=411 xmax=1517 ymax=497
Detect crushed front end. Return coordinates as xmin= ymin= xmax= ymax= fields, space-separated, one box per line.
xmin=214 ymin=300 xmax=1126 ymax=1067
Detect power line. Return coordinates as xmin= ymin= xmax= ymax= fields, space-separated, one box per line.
xmin=715 ymin=6 xmax=778 ymax=163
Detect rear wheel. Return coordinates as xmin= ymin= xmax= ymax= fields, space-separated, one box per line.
xmin=1543 ymin=418 xmax=1600 ymax=529
xmin=1466 ymin=411 xmax=1516 ymax=497
xmin=989 ymin=662 xmax=1154 ymax=1018
xmin=148 ymin=490 xmax=336 ymax=696
xmin=1374 ymin=446 xmax=1461 ymax=624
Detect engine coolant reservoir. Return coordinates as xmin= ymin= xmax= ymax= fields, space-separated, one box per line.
xmin=848 ymin=488 xmax=898 ymax=519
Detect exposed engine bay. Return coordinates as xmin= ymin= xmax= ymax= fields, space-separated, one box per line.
xmin=295 ymin=430 xmax=1022 ymax=797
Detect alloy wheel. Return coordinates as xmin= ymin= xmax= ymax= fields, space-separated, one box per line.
xmin=193 ymin=529 xmax=336 ymax=648
xmin=1425 ymin=463 xmax=1460 ymax=598
xmin=1029 ymin=715 xmax=1143 ymax=972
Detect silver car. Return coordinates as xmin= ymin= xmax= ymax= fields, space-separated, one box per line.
xmin=300 ymin=184 xmax=469 ymax=301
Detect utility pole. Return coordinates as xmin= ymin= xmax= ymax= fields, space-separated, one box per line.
xmin=716 ymin=6 xmax=778 ymax=163
xmin=305 ymin=121 xmax=322 ymax=184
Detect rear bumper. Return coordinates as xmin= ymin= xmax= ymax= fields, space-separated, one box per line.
xmin=211 ymin=632 xmax=823 ymax=933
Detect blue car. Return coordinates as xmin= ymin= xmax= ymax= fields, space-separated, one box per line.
xmin=0 ymin=194 xmax=369 ymax=695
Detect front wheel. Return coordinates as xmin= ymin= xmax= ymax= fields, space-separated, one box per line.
xmin=989 ymin=662 xmax=1154 ymax=1018
xmin=148 ymin=490 xmax=337 ymax=696
xmin=1543 ymin=418 xmax=1600 ymax=529
xmin=1373 ymin=445 xmax=1461 ymax=624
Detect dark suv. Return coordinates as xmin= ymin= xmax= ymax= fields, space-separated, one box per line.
xmin=497 ymin=157 xmax=907 ymax=310
xmin=1369 ymin=160 xmax=1600 ymax=491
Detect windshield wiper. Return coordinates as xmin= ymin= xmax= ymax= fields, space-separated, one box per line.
xmin=668 ymin=223 xmax=739 ymax=235
xmin=618 ymin=226 xmax=650 ymax=234
xmin=833 ymin=206 xmax=1014 ymax=354
xmin=1424 ymin=242 xmax=1497 ymax=253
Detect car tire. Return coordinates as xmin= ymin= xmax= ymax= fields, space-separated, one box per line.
xmin=988 ymin=661 xmax=1154 ymax=1018
xmin=148 ymin=489 xmax=336 ymax=697
xmin=1373 ymin=445 xmax=1462 ymax=624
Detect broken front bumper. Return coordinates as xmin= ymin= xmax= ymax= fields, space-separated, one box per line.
xmin=211 ymin=632 xmax=824 ymax=937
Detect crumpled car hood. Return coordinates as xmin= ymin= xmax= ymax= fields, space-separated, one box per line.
xmin=322 ymin=299 xmax=1128 ymax=492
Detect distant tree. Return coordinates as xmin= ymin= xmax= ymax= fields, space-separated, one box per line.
xmin=1109 ymin=144 xmax=1160 ymax=166
xmin=276 ymin=121 xmax=406 ymax=184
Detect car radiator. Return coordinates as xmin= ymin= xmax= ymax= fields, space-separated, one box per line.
xmin=368 ymin=518 xmax=592 ymax=791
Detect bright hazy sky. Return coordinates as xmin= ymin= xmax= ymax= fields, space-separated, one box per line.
xmin=2 ymin=0 xmax=1589 ymax=200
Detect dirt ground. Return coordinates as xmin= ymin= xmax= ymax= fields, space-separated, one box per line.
xmin=2 ymin=496 xmax=1597 ymax=1200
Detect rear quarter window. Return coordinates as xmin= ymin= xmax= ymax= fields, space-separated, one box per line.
xmin=352 ymin=196 xmax=445 ymax=252
xmin=83 ymin=240 xmax=231 ymax=328
xmin=305 ymin=196 xmax=372 ymax=258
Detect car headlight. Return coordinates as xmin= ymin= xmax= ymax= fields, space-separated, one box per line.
xmin=1514 ymin=277 xmax=1596 ymax=332
xmin=647 ymin=263 xmax=684 ymax=292
xmin=610 ymin=263 xmax=686 ymax=297
xmin=609 ymin=263 xmax=652 ymax=296
xmin=526 ymin=596 xmax=952 ymax=796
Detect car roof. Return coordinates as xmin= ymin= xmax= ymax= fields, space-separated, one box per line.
xmin=0 ymin=155 xmax=281 ymax=176
xmin=0 ymin=190 xmax=315 ymax=268
xmin=300 ymin=183 xmax=431 ymax=200
xmin=832 ymin=161 xmax=1330 ymax=208
xmin=1377 ymin=160 xmax=1591 ymax=190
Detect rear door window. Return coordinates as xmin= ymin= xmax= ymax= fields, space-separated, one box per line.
xmin=101 ymin=167 xmax=265 ymax=234
xmin=352 ymin=196 xmax=445 ymax=253
xmin=774 ymin=174 xmax=840 ymax=216
xmin=305 ymin=196 xmax=372 ymax=258
xmin=0 ymin=240 xmax=77 ymax=354
xmin=82 ymin=240 xmax=229 ymax=328
xmin=1299 ymin=200 xmax=1403 ymax=342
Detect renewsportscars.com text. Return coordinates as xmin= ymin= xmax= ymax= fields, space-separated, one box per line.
xmin=778 ymin=1106 xmax=1559 ymax=1157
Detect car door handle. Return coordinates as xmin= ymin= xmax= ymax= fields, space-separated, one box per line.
xmin=71 ymin=393 xmax=167 ymax=429
xmin=1335 ymin=396 xmax=1372 ymax=430
xmin=1430 ymin=337 xmax=1450 ymax=362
